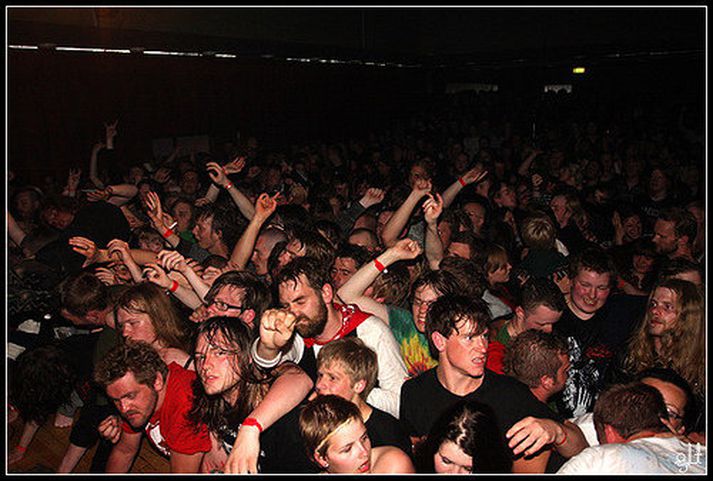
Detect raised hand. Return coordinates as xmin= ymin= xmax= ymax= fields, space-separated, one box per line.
xmin=359 ymin=187 xmax=386 ymax=208
xmin=69 ymin=236 xmax=98 ymax=266
xmin=423 ymin=193 xmax=444 ymax=225
xmin=259 ymin=309 xmax=298 ymax=353
xmin=107 ymin=239 xmax=133 ymax=264
xmin=142 ymin=262 xmax=172 ymax=289
xmin=412 ymin=177 xmax=432 ymax=197
xmin=222 ymin=155 xmax=246 ymax=175
xmin=92 ymin=142 xmax=106 ymax=155
xmin=95 ymin=267 xmax=119 ymax=286
xmin=390 ymin=237 xmax=423 ymax=261
xmin=86 ymin=188 xmax=111 ymax=202
xmin=105 ymin=120 xmax=119 ymax=148
xmin=461 ymin=164 xmax=488 ymax=185
xmin=66 ymin=168 xmax=82 ymax=192
xmin=185 ymin=258 xmax=205 ymax=276
xmin=254 ymin=193 xmax=278 ymax=222
xmin=98 ymin=415 xmax=122 ymax=444
xmin=531 ymin=173 xmax=544 ymax=190
xmin=158 ymin=249 xmax=189 ymax=273
xmin=189 ymin=304 xmax=212 ymax=323
xmin=206 ymin=162 xmax=230 ymax=187
xmin=144 ymin=191 xmax=165 ymax=226
xmin=201 ymin=266 xmax=223 ymax=286
xmin=194 ymin=196 xmax=213 ymax=207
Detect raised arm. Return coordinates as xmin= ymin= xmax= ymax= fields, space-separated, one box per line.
xmin=381 ymin=178 xmax=432 ymax=248
xmin=422 ymin=193 xmax=444 ymax=270
xmin=517 ymin=147 xmax=542 ymax=177
xmin=8 ymin=211 xmax=27 ymax=249
xmin=157 ymin=249 xmax=211 ymax=303
xmin=206 ymin=158 xmax=255 ymax=220
xmin=107 ymin=239 xmax=144 ymax=283
xmin=143 ymin=261 xmax=204 ymax=310
xmin=88 ymin=142 xmax=106 ymax=189
xmin=145 ymin=191 xmax=181 ymax=248
xmin=86 ymin=184 xmax=138 ymax=207
xmin=440 ymin=164 xmax=488 ymax=209
xmin=230 ymin=192 xmax=278 ymax=269
xmin=337 ymin=238 xmax=422 ymax=324
xmin=62 ymin=168 xmax=82 ymax=198
xmin=335 ymin=187 xmax=386 ymax=234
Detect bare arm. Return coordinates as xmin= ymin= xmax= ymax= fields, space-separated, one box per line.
xmin=158 ymin=250 xmax=211 ymax=304
xmin=337 ymin=238 xmax=422 ymax=324
xmin=441 ymin=164 xmax=488 ymax=209
xmin=507 ymin=417 xmax=587 ymax=472
xmin=381 ymin=179 xmax=431 ymax=248
xmin=170 ymin=450 xmax=205 ymax=473
xmin=422 ymin=193 xmax=444 ymax=270
xmin=106 ymin=429 xmax=142 ymax=473
xmin=224 ymin=362 xmax=313 ymax=474
xmin=206 ymin=159 xmax=255 ymax=220
xmin=8 ymin=211 xmax=27 ymax=248
xmin=517 ymin=147 xmax=542 ymax=177
xmin=88 ymin=142 xmax=106 ymax=189
xmin=230 ymin=193 xmax=278 ymax=269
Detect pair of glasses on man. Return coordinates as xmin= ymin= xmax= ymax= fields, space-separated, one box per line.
xmin=210 ymin=300 xmax=244 ymax=313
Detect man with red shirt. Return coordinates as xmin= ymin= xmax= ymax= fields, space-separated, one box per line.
xmin=94 ymin=342 xmax=211 ymax=473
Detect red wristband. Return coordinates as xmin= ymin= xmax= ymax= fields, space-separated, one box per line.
xmin=169 ymin=280 xmax=179 ymax=293
xmin=242 ymin=417 xmax=263 ymax=433
xmin=458 ymin=177 xmax=467 ymax=187
xmin=374 ymin=259 xmax=387 ymax=272
xmin=15 ymin=445 xmax=27 ymax=453
xmin=162 ymin=228 xmax=175 ymax=239
xmin=224 ymin=182 xmax=234 ymax=190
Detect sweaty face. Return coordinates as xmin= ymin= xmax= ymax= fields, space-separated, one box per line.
xmin=320 ymin=419 xmax=372 ymax=474
xmin=315 ymin=362 xmax=359 ymax=402
xmin=647 ymin=287 xmax=678 ymax=337
xmin=106 ymin=372 xmax=159 ymax=429
xmin=521 ymin=305 xmax=562 ymax=333
xmin=434 ymin=440 xmax=472 ymax=474
xmin=117 ymin=308 xmax=159 ymax=346
xmin=279 ymin=275 xmax=329 ymax=339
xmin=331 ymin=257 xmax=359 ymax=290
xmin=570 ymin=269 xmax=611 ymax=317
xmin=195 ymin=330 xmax=242 ymax=404
xmin=412 ymin=284 xmax=441 ymax=333
xmin=440 ymin=318 xmax=488 ymax=379
xmin=652 ymin=220 xmax=678 ymax=256
xmin=206 ymin=285 xmax=246 ymax=320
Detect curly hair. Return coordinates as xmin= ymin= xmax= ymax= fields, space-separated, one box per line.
xmin=94 ymin=341 xmax=168 ymax=390
xmin=10 ymin=344 xmax=76 ymax=424
xmin=624 ymin=279 xmax=704 ymax=397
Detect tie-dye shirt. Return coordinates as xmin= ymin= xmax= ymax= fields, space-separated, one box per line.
xmin=387 ymin=305 xmax=438 ymax=378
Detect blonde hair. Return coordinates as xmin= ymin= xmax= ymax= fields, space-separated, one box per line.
xmin=521 ymin=214 xmax=556 ymax=250
xmin=299 ymin=395 xmax=363 ymax=462
xmin=317 ymin=338 xmax=378 ymax=400
xmin=624 ymin=279 xmax=704 ymax=396
xmin=485 ymin=243 xmax=509 ymax=274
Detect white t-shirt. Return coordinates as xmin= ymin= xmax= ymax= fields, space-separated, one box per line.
xmin=558 ymin=435 xmax=707 ymax=474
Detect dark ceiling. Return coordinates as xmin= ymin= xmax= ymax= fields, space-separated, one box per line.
xmin=7 ymin=6 xmax=706 ymax=68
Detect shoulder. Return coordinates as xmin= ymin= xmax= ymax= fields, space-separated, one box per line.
xmin=372 ymin=446 xmax=415 ymax=474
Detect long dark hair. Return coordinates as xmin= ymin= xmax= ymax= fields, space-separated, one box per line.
xmin=188 ymin=317 xmax=274 ymax=437
xmin=415 ymin=400 xmax=512 ymax=473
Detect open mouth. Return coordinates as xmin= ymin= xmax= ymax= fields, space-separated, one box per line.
xmin=358 ymin=462 xmax=370 ymax=473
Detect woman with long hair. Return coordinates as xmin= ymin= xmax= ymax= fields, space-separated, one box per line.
xmin=415 ymin=400 xmax=512 ymax=474
xmin=624 ymin=279 xmax=704 ymax=399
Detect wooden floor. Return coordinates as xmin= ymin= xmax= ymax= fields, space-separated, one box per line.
xmin=8 ymin=412 xmax=170 ymax=474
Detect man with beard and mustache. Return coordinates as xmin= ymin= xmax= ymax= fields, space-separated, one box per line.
xmin=93 ymin=342 xmax=211 ymax=473
xmin=251 ymin=256 xmax=408 ymax=419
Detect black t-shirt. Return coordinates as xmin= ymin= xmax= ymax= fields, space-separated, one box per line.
xmin=221 ymin=405 xmax=317 ymax=474
xmin=365 ymin=405 xmax=412 ymax=456
xmin=400 ymin=368 xmax=559 ymax=444
xmin=553 ymin=294 xmax=647 ymax=417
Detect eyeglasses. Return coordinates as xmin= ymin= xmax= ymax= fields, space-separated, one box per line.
xmin=211 ymin=300 xmax=244 ymax=313
xmin=666 ymin=404 xmax=684 ymax=422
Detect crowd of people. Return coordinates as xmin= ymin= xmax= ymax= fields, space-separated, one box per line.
xmin=8 ymin=89 xmax=706 ymax=474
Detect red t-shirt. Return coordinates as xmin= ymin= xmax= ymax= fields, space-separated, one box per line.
xmin=122 ymin=362 xmax=211 ymax=456
xmin=485 ymin=339 xmax=506 ymax=374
